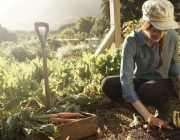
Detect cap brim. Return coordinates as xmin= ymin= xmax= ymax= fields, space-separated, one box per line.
xmin=150 ymin=20 xmax=179 ymax=30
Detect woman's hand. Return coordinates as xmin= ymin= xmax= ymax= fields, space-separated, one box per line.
xmin=132 ymin=100 xmax=173 ymax=130
xmin=147 ymin=115 xmax=173 ymax=130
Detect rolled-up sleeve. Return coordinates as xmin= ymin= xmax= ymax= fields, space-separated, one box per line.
xmin=169 ymin=32 xmax=180 ymax=77
xmin=120 ymin=36 xmax=139 ymax=102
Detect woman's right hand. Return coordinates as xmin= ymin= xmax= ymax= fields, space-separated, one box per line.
xmin=131 ymin=100 xmax=173 ymax=130
xmin=147 ymin=115 xmax=173 ymax=130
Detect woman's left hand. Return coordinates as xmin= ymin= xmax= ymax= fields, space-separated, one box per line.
xmin=148 ymin=115 xmax=173 ymax=130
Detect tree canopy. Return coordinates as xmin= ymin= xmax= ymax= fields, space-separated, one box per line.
xmin=75 ymin=16 xmax=96 ymax=34
xmin=0 ymin=25 xmax=17 ymax=43
xmin=101 ymin=0 xmax=180 ymax=28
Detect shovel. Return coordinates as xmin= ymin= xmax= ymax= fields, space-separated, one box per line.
xmin=34 ymin=22 xmax=51 ymax=110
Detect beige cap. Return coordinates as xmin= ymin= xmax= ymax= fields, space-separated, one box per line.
xmin=142 ymin=0 xmax=179 ymax=30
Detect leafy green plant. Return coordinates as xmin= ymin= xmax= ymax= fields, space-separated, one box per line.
xmin=122 ymin=20 xmax=141 ymax=38
xmin=1 ymin=32 xmax=179 ymax=121
xmin=2 ymin=109 xmax=60 ymax=140
xmin=0 ymin=45 xmax=122 ymax=116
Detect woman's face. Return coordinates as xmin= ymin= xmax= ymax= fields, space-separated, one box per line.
xmin=144 ymin=27 xmax=168 ymax=43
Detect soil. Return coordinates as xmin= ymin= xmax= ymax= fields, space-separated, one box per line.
xmin=1 ymin=94 xmax=180 ymax=140
xmin=85 ymin=95 xmax=180 ymax=140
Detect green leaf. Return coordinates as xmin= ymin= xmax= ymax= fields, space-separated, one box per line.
xmin=71 ymin=93 xmax=94 ymax=105
xmin=28 ymin=124 xmax=60 ymax=138
xmin=3 ymin=97 xmax=26 ymax=111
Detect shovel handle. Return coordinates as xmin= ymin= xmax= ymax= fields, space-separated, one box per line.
xmin=34 ymin=22 xmax=49 ymax=45
xmin=34 ymin=22 xmax=51 ymax=110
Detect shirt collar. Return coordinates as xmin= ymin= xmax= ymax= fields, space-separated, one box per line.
xmin=135 ymin=29 xmax=146 ymax=46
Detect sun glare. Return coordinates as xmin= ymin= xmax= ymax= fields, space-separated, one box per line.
xmin=0 ymin=0 xmax=18 ymax=16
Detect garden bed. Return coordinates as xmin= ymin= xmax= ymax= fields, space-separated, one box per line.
xmin=90 ymin=95 xmax=180 ymax=140
xmin=1 ymin=95 xmax=180 ymax=140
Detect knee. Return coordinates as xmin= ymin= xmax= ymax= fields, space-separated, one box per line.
xmin=138 ymin=81 xmax=171 ymax=106
xmin=138 ymin=84 xmax=152 ymax=98
xmin=101 ymin=76 xmax=116 ymax=93
xmin=138 ymin=80 xmax=173 ymax=98
xmin=101 ymin=77 xmax=111 ymax=92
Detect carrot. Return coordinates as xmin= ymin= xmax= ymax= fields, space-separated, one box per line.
xmin=37 ymin=124 xmax=44 ymax=127
xmin=66 ymin=136 xmax=70 ymax=140
xmin=55 ymin=113 xmax=85 ymax=118
xmin=48 ymin=118 xmax=79 ymax=124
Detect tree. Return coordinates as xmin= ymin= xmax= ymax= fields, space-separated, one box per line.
xmin=100 ymin=0 xmax=179 ymax=28
xmin=100 ymin=0 xmax=144 ymax=28
xmin=91 ymin=17 xmax=109 ymax=39
xmin=100 ymin=0 xmax=110 ymax=26
xmin=120 ymin=0 xmax=144 ymax=23
xmin=174 ymin=2 xmax=180 ymax=22
xmin=0 ymin=24 xmax=2 ymax=42
xmin=60 ymin=28 xmax=76 ymax=39
xmin=75 ymin=16 xmax=96 ymax=34
xmin=0 ymin=25 xmax=17 ymax=43
xmin=57 ymin=23 xmax=75 ymax=34
xmin=74 ymin=32 xmax=88 ymax=41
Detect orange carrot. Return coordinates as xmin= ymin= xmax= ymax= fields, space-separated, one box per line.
xmin=37 ymin=124 xmax=44 ymax=127
xmin=56 ymin=113 xmax=85 ymax=118
xmin=48 ymin=118 xmax=78 ymax=124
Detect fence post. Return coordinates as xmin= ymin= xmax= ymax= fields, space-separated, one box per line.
xmin=95 ymin=0 xmax=121 ymax=57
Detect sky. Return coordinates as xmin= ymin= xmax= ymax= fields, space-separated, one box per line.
xmin=0 ymin=0 xmax=18 ymax=16
xmin=3 ymin=0 xmax=40 ymax=30
xmin=0 ymin=0 xmax=15 ymax=14
xmin=0 ymin=0 xmax=47 ymax=30
xmin=0 ymin=0 xmax=101 ymax=31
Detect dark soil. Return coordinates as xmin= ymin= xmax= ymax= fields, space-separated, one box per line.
xmin=86 ymin=95 xmax=180 ymax=140
xmin=1 ymin=95 xmax=180 ymax=140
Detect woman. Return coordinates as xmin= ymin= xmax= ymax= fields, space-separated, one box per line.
xmin=101 ymin=0 xmax=179 ymax=129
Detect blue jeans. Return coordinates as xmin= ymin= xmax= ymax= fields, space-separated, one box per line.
xmin=101 ymin=76 xmax=174 ymax=108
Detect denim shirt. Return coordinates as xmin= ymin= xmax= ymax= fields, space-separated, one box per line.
xmin=120 ymin=29 xmax=180 ymax=102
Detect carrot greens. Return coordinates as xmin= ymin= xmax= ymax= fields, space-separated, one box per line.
xmin=2 ymin=109 xmax=60 ymax=140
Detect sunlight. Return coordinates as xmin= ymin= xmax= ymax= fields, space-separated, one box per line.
xmin=0 ymin=0 xmax=102 ymax=31
xmin=0 ymin=0 xmax=18 ymax=16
